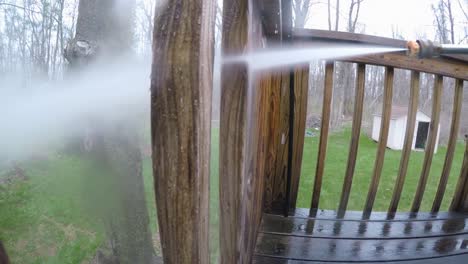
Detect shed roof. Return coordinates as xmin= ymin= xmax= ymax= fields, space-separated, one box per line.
xmin=374 ymin=105 xmax=430 ymax=119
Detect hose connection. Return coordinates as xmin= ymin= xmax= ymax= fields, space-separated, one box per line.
xmin=407 ymin=40 xmax=442 ymax=59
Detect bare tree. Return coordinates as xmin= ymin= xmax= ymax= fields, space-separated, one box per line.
xmin=347 ymin=0 xmax=363 ymax=33
xmin=293 ymin=0 xmax=313 ymax=28
xmin=335 ymin=0 xmax=340 ymax=31
xmin=64 ymin=0 xmax=155 ymax=262
xmin=341 ymin=0 xmax=365 ymax=117
xmin=432 ymin=0 xmax=455 ymax=44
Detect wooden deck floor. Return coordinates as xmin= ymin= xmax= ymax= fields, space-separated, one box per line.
xmin=254 ymin=209 xmax=468 ymax=263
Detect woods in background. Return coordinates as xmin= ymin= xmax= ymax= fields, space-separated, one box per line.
xmin=288 ymin=0 xmax=468 ymax=142
xmin=0 ymin=0 xmax=153 ymax=81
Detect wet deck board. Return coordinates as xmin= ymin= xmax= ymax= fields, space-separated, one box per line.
xmin=261 ymin=214 xmax=468 ymax=239
xmin=253 ymin=254 xmax=468 ymax=263
xmin=255 ymin=211 xmax=468 ymax=263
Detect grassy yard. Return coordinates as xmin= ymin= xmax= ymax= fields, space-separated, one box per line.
xmin=0 ymin=127 xmax=465 ymax=263
xmin=296 ymin=128 xmax=465 ymax=212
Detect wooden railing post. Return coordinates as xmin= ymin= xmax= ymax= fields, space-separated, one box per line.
xmin=262 ymin=67 xmax=309 ymax=215
xmin=261 ymin=1 xmax=309 ymax=216
xmin=150 ymin=1 xmax=214 ymax=263
xmin=290 ymin=67 xmax=310 ymax=211
xmin=219 ymin=1 xmax=268 ymax=263
xmin=411 ymin=75 xmax=443 ymax=213
xmin=432 ymin=79 xmax=464 ymax=212
xmin=338 ymin=63 xmax=366 ymax=218
xmin=450 ymin=135 xmax=468 ymax=212
xmin=363 ymin=66 xmax=394 ymax=219
xmin=388 ymin=71 xmax=420 ymax=216
xmin=310 ymin=61 xmax=334 ymax=214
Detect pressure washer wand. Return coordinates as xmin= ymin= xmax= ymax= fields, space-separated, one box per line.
xmin=407 ymin=40 xmax=468 ymax=59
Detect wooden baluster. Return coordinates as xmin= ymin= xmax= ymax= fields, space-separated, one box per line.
xmin=310 ymin=61 xmax=334 ymax=214
xmin=432 ymin=79 xmax=464 ymax=213
xmin=387 ymin=71 xmax=420 ymax=216
xmin=289 ymin=66 xmax=310 ymax=211
xmin=411 ymin=75 xmax=443 ymax=213
xmin=363 ymin=66 xmax=394 ymax=219
xmin=337 ymin=63 xmax=366 ymax=218
xmin=450 ymin=136 xmax=468 ymax=212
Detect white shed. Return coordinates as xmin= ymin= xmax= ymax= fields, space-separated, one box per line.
xmin=372 ymin=106 xmax=440 ymax=153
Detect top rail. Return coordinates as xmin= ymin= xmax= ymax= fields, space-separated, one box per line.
xmin=292 ymin=28 xmax=468 ymax=81
xmin=287 ymin=29 xmax=468 ymax=217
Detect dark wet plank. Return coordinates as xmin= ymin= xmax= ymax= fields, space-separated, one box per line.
xmin=253 ymin=254 xmax=468 ymax=263
xmin=255 ymin=232 xmax=468 ymax=262
xmin=294 ymin=209 xmax=468 ymax=222
xmin=260 ymin=215 xmax=468 ymax=240
xmin=261 ymin=214 xmax=468 ymax=239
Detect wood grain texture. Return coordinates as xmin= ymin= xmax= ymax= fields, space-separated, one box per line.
xmin=388 ymin=71 xmax=420 ymax=216
xmin=262 ymin=72 xmax=284 ymax=213
xmin=451 ymin=138 xmax=468 ymax=212
xmin=293 ymin=208 xmax=468 ymax=222
xmin=151 ymin=0 xmax=215 ymax=263
xmin=262 ymin=71 xmax=292 ymax=214
xmin=289 ymin=66 xmax=310 ymax=211
xmin=310 ymin=62 xmax=334 ymax=213
xmin=255 ymin=232 xmax=468 ymax=262
xmin=337 ymin=63 xmax=366 ymax=217
xmin=254 ymin=254 xmax=468 ymax=264
xmin=363 ymin=67 xmax=394 ymax=219
xmin=219 ymin=0 xmax=267 ymax=263
xmin=260 ymin=214 xmax=468 ymax=239
xmin=432 ymin=79 xmax=464 ymax=213
xmin=411 ymin=75 xmax=443 ymax=213
xmin=262 ymin=0 xmax=306 ymax=216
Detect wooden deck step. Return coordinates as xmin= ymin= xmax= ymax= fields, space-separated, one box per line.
xmin=254 ymin=210 xmax=468 ymax=263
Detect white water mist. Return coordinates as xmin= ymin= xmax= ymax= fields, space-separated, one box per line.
xmin=0 ymin=56 xmax=151 ymax=162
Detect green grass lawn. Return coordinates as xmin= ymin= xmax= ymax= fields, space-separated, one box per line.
xmin=296 ymin=128 xmax=465 ymax=212
xmin=0 ymin=127 xmax=465 ymax=263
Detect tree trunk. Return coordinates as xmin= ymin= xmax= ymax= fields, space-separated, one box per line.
xmin=65 ymin=0 xmax=155 ymax=262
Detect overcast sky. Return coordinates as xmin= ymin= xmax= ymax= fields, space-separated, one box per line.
xmin=306 ymin=0 xmax=467 ymax=42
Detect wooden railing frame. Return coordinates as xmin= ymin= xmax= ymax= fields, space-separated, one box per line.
xmin=283 ymin=28 xmax=468 ymax=219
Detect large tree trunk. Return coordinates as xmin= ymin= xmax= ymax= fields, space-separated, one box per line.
xmin=65 ymin=0 xmax=155 ymax=262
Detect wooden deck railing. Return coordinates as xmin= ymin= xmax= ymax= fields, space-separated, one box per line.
xmin=263 ymin=29 xmax=468 ymax=221
xmin=150 ymin=0 xmax=468 ymax=262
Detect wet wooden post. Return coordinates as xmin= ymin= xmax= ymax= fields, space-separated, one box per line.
xmin=432 ymin=79 xmax=464 ymax=213
xmin=150 ymin=1 xmax=214 ymax=263
xmin=260 ymin=1 xmax=309 ymax=216
xmin=450 ymin=135 xmax=468 ymax=212
xmin=219 ymin=0 xmax=269 ymax=263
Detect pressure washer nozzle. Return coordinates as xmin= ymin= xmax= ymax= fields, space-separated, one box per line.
xmin=406 ymin=41 xmax=420 ymax=57
xmin=406 ymin=40 xmax=442 ymax=59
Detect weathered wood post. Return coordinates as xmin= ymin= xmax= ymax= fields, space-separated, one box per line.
xmin=151 ymin=1 xmax=215 ymax=263
xmin=219 ymin=0 xmax=270 ymax=263
xmin=450 ymin=135 xmax=468 ymax=212
xmin=260 ymin=0 xmax=309 ymax=216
